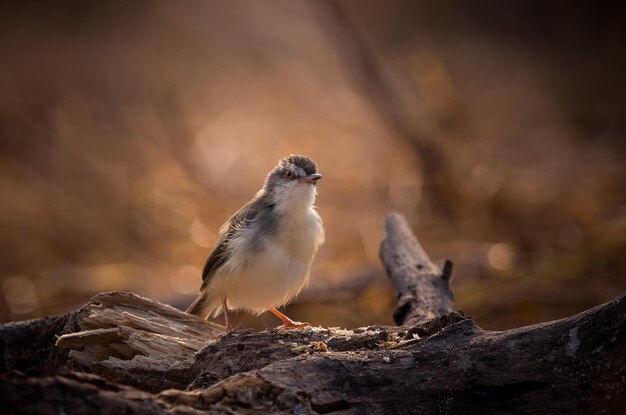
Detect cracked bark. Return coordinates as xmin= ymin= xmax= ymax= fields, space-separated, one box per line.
xmin=379 ymin=212 xmax=455 ymax=325
xmin=1 ymin=212 xmax=625 ymax=414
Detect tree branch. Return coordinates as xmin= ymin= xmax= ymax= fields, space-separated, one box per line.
xmin=380 ymin=211 xmax=455 ymax=325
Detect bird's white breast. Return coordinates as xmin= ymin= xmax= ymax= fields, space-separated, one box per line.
xmin=212 ymin=199 xmax=324 ymax=314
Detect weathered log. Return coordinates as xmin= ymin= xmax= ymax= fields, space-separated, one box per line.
xmin=1 ymin=212 xmax=625 ymax=414
xmin=0 ymin=372 xmax=207 ymax=415
xmin=57 ymin=291 xmax=223 ymax=392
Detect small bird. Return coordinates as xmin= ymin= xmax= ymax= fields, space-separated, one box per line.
xmin=186 ymin=155 xmax=325 ymax=331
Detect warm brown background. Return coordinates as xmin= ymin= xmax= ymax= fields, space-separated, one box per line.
xmin=1 ymin=1 xmax=624 ymax=330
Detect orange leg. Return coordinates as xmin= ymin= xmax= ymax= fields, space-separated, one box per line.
xmin=269 ymin=307 xmax=310 ymax=329
xmin=222 ymin=298 xmax=234 ymax=332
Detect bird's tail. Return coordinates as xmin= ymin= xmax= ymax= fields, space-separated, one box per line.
xmin=186 ymin=291 xmax=209 ymax=318
xmin=186 ymin=290 xmax=221 ymax=319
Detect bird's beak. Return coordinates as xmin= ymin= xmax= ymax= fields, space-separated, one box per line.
xmin=300 ymin=173 xmax=322 ymax=184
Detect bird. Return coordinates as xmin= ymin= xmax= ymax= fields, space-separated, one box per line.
xmin=186 ymin=155 xmax=325 ymax=331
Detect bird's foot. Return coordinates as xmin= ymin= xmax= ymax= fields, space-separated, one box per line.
xmin=217 ymin=322 xmax=246 ymax=334
xmin=213 ymin=324 xmax=238 ymax=340
xmin=269 ymin=307 xmax=311 ymax=329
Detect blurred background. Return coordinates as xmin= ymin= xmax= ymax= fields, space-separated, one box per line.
xmin=1 ymin=0 xmax=624 ymax=330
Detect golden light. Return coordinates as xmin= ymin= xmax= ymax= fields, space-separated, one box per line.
xmin=3 ymin=275 xmax=40 ymax=318
xmin=169 ymin=265 xmax=202 ymax=295
xmin=190 ymin=217 xmax=218 ymax=248
xmin=487 ymin=243 xmax=515 ymax=271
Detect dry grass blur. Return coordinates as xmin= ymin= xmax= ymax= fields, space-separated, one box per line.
xmin=1 ymin=1 xmax=624 ymax=330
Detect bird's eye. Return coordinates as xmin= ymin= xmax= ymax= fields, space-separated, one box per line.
xmin=285 ymin=171 xmax=294 ymax=180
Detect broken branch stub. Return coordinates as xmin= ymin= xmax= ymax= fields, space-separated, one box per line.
xmin=379 ymin=211 xmax=455 ymax=326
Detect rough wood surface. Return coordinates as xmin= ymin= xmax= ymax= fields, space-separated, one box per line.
xmin=1 ymin=212 xmax=625 ymax=414
xmin=380 ymin=211 xmax=455 ymax=325
xmin=56 ymin=291 xmax=223 ymax=392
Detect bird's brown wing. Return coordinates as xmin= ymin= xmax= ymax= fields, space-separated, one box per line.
xmin=199 ymin=238 xmax=229 ymax=290
xmin=199 ymin=200 xmax=259 ymax=290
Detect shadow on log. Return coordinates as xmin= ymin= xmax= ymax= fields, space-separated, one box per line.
xmin=1 ymin=212 xmax=625 ymax=414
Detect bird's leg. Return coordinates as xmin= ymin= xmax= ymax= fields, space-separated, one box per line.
xmin=269 ymin=307 xmax=310 ymax=329
xmin=222 ymin=298 xmax=234 ymax=332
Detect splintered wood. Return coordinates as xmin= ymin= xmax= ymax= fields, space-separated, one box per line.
xmin=56 ymin=291 xmax=222 ymax=372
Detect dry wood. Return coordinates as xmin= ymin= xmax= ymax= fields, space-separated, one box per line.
xmin=53 ymin=291 xmax=223 ymax=391
xmin=380 ymin=211 xmax=455 ymax=325
xmin=1 ymin=212 xmax=625 ymax=414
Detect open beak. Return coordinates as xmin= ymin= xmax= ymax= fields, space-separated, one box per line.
xmin=300 ymin=173 xmax=322 ymax=184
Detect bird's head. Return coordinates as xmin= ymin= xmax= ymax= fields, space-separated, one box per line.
xmin=264 ymin=155 xmax=321 ymax=211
